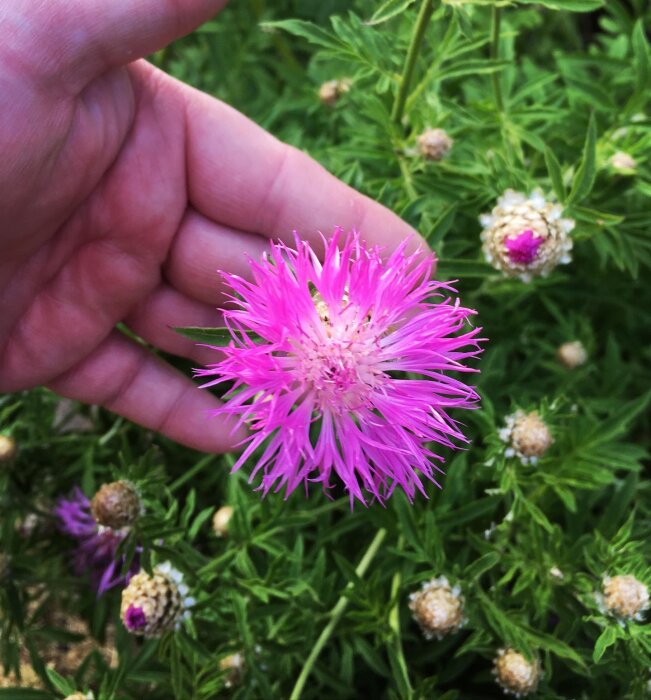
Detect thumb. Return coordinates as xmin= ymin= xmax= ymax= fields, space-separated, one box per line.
xmin=9 ymin=0 xmax=227 ymax=91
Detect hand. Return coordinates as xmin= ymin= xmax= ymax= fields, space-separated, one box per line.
xmin=0 ymin=0 xmax=419 ymax=452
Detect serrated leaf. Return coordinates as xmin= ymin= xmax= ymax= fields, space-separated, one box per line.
xmin=568 ymin=113 xmax=597 ymax=205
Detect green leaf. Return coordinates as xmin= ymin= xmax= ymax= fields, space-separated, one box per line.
xmin=464 ymin=552 xmax=500 ymax=581
xmin=517 ymin=0 xmax=604 ymax=10
xmin=174 ymin=326 xmax=261 ymax=345
xmin=45 ymin=668 xmax=77 ymax=695
xmin=627 ymin=19 xmax=650 ymax=114
xmin=568 ymin=113 xmax=597 ymax=205
xmin=544 ymin=146 xmax=566 ymax=202
xmin=261 ymin=19 xmax=343 ymax=52
xmin=593 ymin=626 xmax=618 ymax=662
xmin=367 ymin=0 xmax=416 ymax=25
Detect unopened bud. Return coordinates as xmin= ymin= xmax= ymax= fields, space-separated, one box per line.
xmin=91 ymin=481 xmax=141 ymax=530
xmin=417 ymin=128 xmax=453 ymax=161
xmin=0 ymin=435 xmax=17 ymax=464
xmin=602 ymin=574 xmax=649 ymax=621
xmin=319 ymin=78 xmax=351 ymax=107
xmin=219 ymin=652 xmax=246 ymax=688
xmin=557 ymin=340 xmax=587 ymax=369
xmin=493 ymin=648 xmax=540 ymax=697
xmin=500 ymin=410 xmax=553 ymax=465
xmin=212 ymin=505 xmax=234 ymax=537
xmin=408 ymin=576 xmax=465 ymax=639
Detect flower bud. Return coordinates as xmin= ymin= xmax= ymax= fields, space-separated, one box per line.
xmin=499 ymin=410 xmax=553 ymax=465
xmin=318 ymin=78 xmax=351 ymax=107
xmin=0 ymin=435 xmax=17 ymax=465
xmin=64 ymin=694 xmax=94 ymax=700
xmin=121 ymin=562 xmax=194 ymax=638
xmin=219 ymin=652 xmax=246 ymax=688
xmin=493 ymin=648 xmax=540 ymax=697
xmin=0 ymin=664 xmax=42 ymax=689
xmin=557 ymin=340 xmax=587 ymax=369
xmin=408 ymin=576 xmax=465 ymax=639
xmin=91 ymin=480 xmax=141 ymax=530
xmin=609 ymin=151 xmax=636 ymax=173
xmin=601 ymin=574 xmax=649 ymax=621
xmin=480 ymin=189 xmax=574 ymax=282
xmin=212 ymin=505 xmax=234 ymax=537
xmin=417 ymin=128 xmax=453 ymax=161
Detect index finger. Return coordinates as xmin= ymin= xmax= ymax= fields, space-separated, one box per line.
xmin=176 ymin=70 xmax=424 ymax=254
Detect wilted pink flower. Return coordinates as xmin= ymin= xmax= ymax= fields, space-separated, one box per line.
xmin=505 ymin=229 xmax=544 ymax=265
xmin=197 ymin=230 xmax=483 ymax=505
xmin=55 ymin=487 xmax=140 ymax=595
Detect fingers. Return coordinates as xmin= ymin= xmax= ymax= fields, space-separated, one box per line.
xmin=181 ymin=83 xmax=425 ymax=254
xmin=48 ymin=330 xmax=246 ymax=453
xmin=164 ymin=209 xmax=268 ymax=307
xmin=124 ymin=283 xmax=224 ymax=365
xmin=13 ymin=0 xmax=227 ymax=92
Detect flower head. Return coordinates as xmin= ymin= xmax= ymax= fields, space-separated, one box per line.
xmin=417 ymin=128 xmax=453 ymax=161
xmin=197 ymin=230 xmax=483 ymax=505
xmin=319 ymin=78 xmax=351 ymax=107
xmin=91 ymin=480 xmax=142 ymax=530
xmin=408 ymin=576 xmax=465 ymax=639
xmin=493 ymin=648 xmax=540 ymax=697
xmin=212 ymin=505 xmax=234 ymax=537
xmin=480 ymin=189 xmax=574 ymax=282
xmin=599 ymin=574 xmax=649 ymax=622
xmin=499 ymin=410 xmax=553 ymax=465
xmin=0 ymin=434 xmax=17 ymax=464
xmin=54 ymin=487 xmax=140 ymax=595
xmin=609 ymin=151 xmax=637 ymax=173
xmin=120 ymin=562 xmax=195 ymax=638
xmin=557 ymin=340 xmax=587 ymax=369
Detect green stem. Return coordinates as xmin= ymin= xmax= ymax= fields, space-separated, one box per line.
xmin=387 ymin=537 xmax=413 ymax=697
xmin=289 ymin=528 xmax=388 ymax=700
xmin=391 ymin=0 xmax=435 ymax=125
xmin=491 ymin=5 xmax=504 ymax=112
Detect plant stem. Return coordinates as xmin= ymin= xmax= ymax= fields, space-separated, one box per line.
xmin=391 ymin=0 xmax=435 ymax=125
xmin=491 ymin=5 xmax=504 ymax=112
xmin=289 ymin=528 xmax=388 ymax=700
xmin=387 ymin=537 xmax=413 ymax=698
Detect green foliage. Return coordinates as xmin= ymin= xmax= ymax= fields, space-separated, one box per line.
xmin=2 ymin=1 xmax=651 ymax=699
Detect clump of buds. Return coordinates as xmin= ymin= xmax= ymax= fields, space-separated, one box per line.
xmin=91 ymin=480 xmax=141 ymax=530
xmin=601 ymin=574 xmax=649 ymax=621
xmin=219 ymin=652 xmax=246 ymax=688
xmin=557 ymin=340 xmax=587 ymax=369
xmin=417 ymin=128 xmax=453 ymax=161
xmin=499 ymin=410 xmax=553 ymax=465
xmin=480 ymin=189 xmax=575 ymax=282
xmin=493 ymin=648 xmax=540 ymax=697
xmin=408 ymin=576 xmax=465 ymax=640
xmin=212 ymin=505 xmax=234 ymax=537
xmin=318 ymin=78 xmax=351 ymax=107
xmin=121 ymin=562 xmax=195 ymax=638
xmin=0 ymin=435 xmax=17 ymax=465
xmin=609 ymin=151 xmax=637 ymax=173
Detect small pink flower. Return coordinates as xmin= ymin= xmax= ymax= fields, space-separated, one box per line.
xmin=505 ymin=229 xmax=544 ymax=265
xmin=197 ymin=230 xmax=483 ymax=505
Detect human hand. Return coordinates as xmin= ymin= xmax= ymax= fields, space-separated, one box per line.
xmin=0 ymin=0 xmax=419 ymax=452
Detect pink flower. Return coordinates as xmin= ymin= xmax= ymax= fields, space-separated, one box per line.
xmin=197 ymin=230 xmax=483 ymax=505
xmin=504 ymin=229 xmax=545 ymax=265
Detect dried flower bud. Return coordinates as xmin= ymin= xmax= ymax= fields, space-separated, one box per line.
xmin=212 ymin=505 xmax=234 ymax=537
xmin=557 ymin=340 xmax=587 ymax=369
xmin=417 ymin=128 xmax=453 ymax=161
xmin=219 ymin=652 xmax=246 ymax=688
xmin=601 ymin=574 xmax=649 ymax=621
xmin=91 ymin=480 xmax=141 ymax=530
xmin=318 ymin=78 xmax=351 ymax=107
xmin=0 ymin=435 xmax=17 ymax=464
xmin=480 ymin=189 xmax=574 ymax=282
xmin=609 ymin=151 xmax=637 ymax=173
xmin=0 ymin=664 xmax=43 ymax=689
xmin=499 ymin=410 xmax=553 ymax=465
xmin=493 ymin=648 xmax=540 ymax=697
xmin=64 ymin=693 xmax=94 ymax=700
xmin=121 ymin=562 xmax=194 ymax=638
xmin=408 ymin=576 xmax=465 ymax=639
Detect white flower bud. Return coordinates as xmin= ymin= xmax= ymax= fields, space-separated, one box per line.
xmin=408 ymin=576 xmax=465 ymax=639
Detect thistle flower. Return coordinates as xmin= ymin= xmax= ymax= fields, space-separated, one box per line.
xmin=408 ymin=576 xmax=465 ymax=639
xmin=599 ymin=574 xmax=649 ymax=621
xmin=499 ymin=410 xmax=553 ymax=465
xmin=417 ymin=128 xmax=453 ymax=161
xmin=493 ymin=648 xmax=540 ymax=697
xmin=557 ymin=340 xmax=587 ymax=369
xmin=212 ymin=505 xmax=234 ymax=537
xmin=480 ymin=189 xmax=575 ymax=282
xmin=54 ymin=488 xmax=140 ymax=595
xmin=319 ymin=78 xmax=351 ymax=107
xmin=120 ymin=562 xmax=195 ymax=638
xmin=197 ymin=230 xmax=483 ymax=505
xmin=91 ymin=480 xmax=142 ymax=530
xmin=0 ymin=434 xmax=16 ymax=464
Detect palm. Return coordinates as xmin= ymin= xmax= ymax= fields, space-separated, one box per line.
xmin=0 ymin=0 xmax=418 ymax=452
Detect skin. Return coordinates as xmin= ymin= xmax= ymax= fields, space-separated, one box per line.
xmin=0 ymin=0 xmax=420 ymax=453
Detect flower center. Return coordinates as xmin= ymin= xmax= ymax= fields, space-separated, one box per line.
xmin=505 ymin=229 xmax=544 ymax=265
xmin=125 ymin=604 xmax=147 ymax=630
